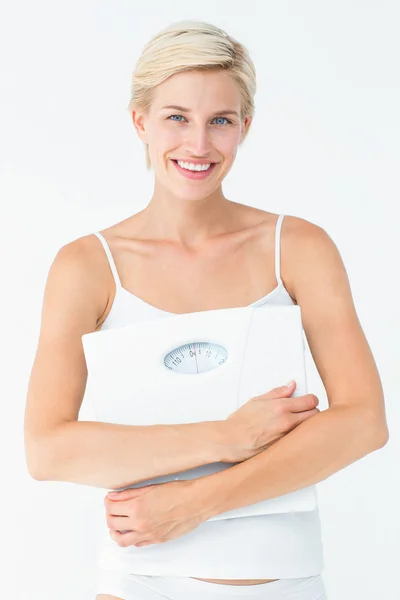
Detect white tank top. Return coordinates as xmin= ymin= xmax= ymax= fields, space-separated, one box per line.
xmin=92 ymin=214 xmax=325 ymax=579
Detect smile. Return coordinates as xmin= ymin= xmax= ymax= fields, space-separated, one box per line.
xmin=171 ymin=160 xmax=218 ymax=180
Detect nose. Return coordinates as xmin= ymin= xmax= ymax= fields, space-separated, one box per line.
xmin=184 ymin=124 xmax=214 ymax=157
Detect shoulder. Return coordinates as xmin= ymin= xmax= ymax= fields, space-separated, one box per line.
xmin=52 ymin=233 xmax=103 ymax=283
xmin=281 ymin=213 xmax=328 ymax=246
xmin=231 ymin=207 xmax=334 ymax=302
xmin=279 ymin=214 xmax=339 ymax=303
xmin=47 ymin=234 xmax=109 ymax=328
xmin=242 ymin=209 xmax=334 ymax=302
xmin=234 ymin=204 xmax=326 ymax=247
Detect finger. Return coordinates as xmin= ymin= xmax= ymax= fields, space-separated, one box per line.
xmin=294 ymin=408 xmax=320 ymax=424
xmin=253 ymin=383 xmax=296 ymax=402
xmin=284 ymin=395 xmax=319 ymax=413
xmin=107 ymin=489 xmax=138 ymax=499
xmin=109 ymin=529 xmax=144 ymax=548
xmin=107 ymin=484 xmax=155 ymax=499
xmin=105 ymin=502 xmax=129 ymax=516
xmin=270 ymin=382 xmax=297 ymax=396
xmin=106 ymin=487 xmax=152 ymax=507
xmin=107 ymin=514 xmax=131 ymax=530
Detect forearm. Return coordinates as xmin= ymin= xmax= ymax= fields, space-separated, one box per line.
xmin=34 ymin=419 xmax=233 ymax=489
xmin=195 ymin=405 xmax=388 ymax=520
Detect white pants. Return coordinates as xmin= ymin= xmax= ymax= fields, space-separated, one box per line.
xmin=96 ymin=569 xmax=328 ymax=599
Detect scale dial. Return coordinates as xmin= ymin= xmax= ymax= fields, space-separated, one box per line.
xmin=164 ymin=342 xmax=228 ymax=374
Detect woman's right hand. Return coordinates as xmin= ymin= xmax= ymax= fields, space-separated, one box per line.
xmin=224 ymin=381 xmax=320 ymax=462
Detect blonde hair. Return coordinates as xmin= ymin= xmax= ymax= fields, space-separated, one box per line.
xmin=127 ymin=20 xmax=257 ymax=170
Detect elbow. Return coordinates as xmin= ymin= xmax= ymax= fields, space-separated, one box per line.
xmin=24 ymin=435 xmax=53 ymax=481
xmin=28 ymin=468 xmax=47 ymax=481
xmin=363 ymin=410 xmax=389 ymax=451
xmin=26 ymin=454 xmax=49 ymax=481
xmin=372 ymin=426 xmax=389 ymax=450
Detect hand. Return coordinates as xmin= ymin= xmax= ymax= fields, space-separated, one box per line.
xmin=225 ymin=381 xmax=320 ymax=461
xmin=104 ymin=479 xmax=206 ymax=548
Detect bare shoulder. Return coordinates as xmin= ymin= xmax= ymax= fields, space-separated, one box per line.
xmin=279 ymin=212 xmax=358 ymax=319
xmin=277 ymin=214 xmax=334 ymax=302
xmin=232 ymin=208 xmax=330 ymax=301
xmin=278 ymin=212 xmax=354 ymax=321
xmin=280 ymin=213 xmax=327 ymax=247
xmin=47 ymin=234 xmax=109 ymax=328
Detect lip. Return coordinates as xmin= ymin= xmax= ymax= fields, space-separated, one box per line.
xmin=172 ymin=159 xmax=217 ymax=165
xmin=171 ymin=159 xmax=218 ymax=180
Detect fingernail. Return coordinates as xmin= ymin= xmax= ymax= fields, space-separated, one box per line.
xmin=285 ymin=380 xmax=295 ymax=387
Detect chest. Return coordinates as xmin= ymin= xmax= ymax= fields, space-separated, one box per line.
xmin=114 ymin=237 xmax=278 ymax=314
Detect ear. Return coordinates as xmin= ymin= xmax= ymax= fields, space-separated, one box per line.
xmin=240 ymin=115 xmax=252 ymax=143
xmin=131 ymin=110 xmax=148 ymax=144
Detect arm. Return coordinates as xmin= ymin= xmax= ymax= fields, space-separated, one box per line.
xmin=192 ymin=218 xmax=389 ymax=520
xmin=37 ymin=420 xmax=231 ymax=490
xmin=196 ymin=404 xmax=386 ymax=520
xmin=24 ymin=239 xmax=233 ymax=490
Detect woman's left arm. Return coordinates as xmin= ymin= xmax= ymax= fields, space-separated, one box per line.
xmin=194 ymin=218 xmax=389 ymax=520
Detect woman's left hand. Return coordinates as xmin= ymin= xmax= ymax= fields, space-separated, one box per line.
xmin=104 ymin=479 xmax=208 ymax=547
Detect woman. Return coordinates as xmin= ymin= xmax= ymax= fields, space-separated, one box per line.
xmin=24 ymin=20 xmax=388 ymax=600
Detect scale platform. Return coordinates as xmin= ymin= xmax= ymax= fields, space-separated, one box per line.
xmin=82 ymin=305 xmax=318 ymax=522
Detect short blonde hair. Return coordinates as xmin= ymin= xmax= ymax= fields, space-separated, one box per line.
xmin=127 ymin=20 xmax=257 ymax=170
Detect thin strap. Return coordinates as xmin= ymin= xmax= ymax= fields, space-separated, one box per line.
xmin=93 ymin=232 xmax=122 ymax=288
xmin=275 ymin=214 xmax=285 ymax=284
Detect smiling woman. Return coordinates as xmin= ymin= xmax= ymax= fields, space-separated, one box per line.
xmin=126 ymin=22 xmax=254 ymax=180
xmin=24 ymin=16 xmax=388 ymax=600
xmin=128 ymin=66 xmax=251 ymax=196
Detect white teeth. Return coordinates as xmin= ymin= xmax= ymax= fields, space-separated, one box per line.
xmin=176 ymin=160 xmax=212 ymax=171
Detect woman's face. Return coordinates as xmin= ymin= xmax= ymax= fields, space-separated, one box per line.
xmin=132 ymin=69 xmax=251 ymax=199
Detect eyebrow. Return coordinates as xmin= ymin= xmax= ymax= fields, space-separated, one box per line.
xmin=160 ymin=105 xmax=240 ymax=117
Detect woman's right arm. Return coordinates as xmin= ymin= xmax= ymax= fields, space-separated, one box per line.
xmin=23 ymin=238 xmax=235 ymax=491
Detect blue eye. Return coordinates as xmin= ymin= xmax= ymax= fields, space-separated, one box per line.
xmin=214 ymin=116 xmax=231 ymax=125
xmin=167 ymin=115 xmax=232 ymax=125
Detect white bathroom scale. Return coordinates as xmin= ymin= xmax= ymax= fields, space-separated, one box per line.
xmin=82 ymin=305 xmax=318 ymax=521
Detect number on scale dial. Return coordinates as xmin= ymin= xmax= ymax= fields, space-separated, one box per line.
xmin=164 ymin=342 xmax=228 ymax=374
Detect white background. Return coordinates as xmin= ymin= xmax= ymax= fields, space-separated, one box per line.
xmin=1 ymin=1 xmax=399 ymax=599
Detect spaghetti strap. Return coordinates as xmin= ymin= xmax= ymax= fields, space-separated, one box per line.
xmin=275 ymin=214 xmax=285 ymax=284
xmin=93 ymin=232 xmax=122 ymax=288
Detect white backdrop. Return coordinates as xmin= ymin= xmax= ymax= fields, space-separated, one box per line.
xmin=1 ymin=1 xmax=399 ymax=599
